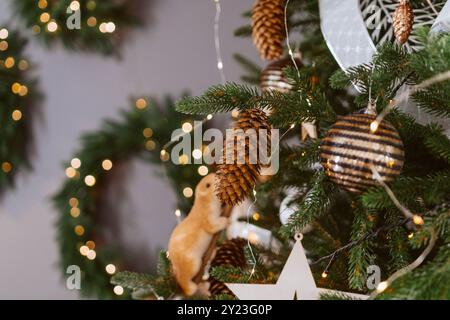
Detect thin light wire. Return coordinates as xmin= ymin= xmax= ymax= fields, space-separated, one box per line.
xmin=369 ymin=228 xmax=437 ymax=299
xmin=284 ymin=0 xmax=301 ymax=77
xmin=311 ymin=217 xmax=410 ymax=266
xmin=373 ymin=70 xmax=450 ymax=128
xmin=370 ymin=165 xmax=415 ymax=220
xmin=214 ymin=0 xmax=226 ymax=84
xmin=245 ymin=191 xmax=258 ymax=280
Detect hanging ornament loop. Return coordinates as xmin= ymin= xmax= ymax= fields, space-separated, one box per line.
xmin=294 ymin=232 xmax=304 ymax=241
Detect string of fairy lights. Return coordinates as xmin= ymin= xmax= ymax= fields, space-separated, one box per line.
xmin=0 ymin=26 xmax=30 ymax=175
xmin=32 ymin=0 xmax=116 ymax=35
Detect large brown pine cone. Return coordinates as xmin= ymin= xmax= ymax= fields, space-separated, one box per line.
xmin=252 ymin=0 xmax=286 ymax=61
xmin=215 ymin=108 xmax=271 ymax=206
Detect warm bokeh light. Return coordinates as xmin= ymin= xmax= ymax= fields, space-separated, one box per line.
xmin=84 ymin=175 xmax=96 ymax=187
xmin=71 ymin=158 xmax=81 ymax=169
xmin=70 ymin=207 xmax=80 ymax=218
xmin=47 ymin=21 xmax=58 ymax=33
xmin=12 ymin=110 xmax=22 ymax=121
xmin=105 ymin=264 xmax=116 ymax=275
xmin=74 ymin=225 xmax=85 ymax=236
xmin=102 ymin=159 xmax=113 ymax=171
xmin=183 ymin=187 xmax=193 ymax=198
xmin=135 ymin=98 xmax=147 ymax=109
xmin=65 ymin=167 xmax=77 ymax=178
xmin=198 ymin=165 xmax=208 ymax=176
xmin=113 ymin=285 xmax=124 ymax=295
xmin=1 ymin=162 xmax=12 ymax=173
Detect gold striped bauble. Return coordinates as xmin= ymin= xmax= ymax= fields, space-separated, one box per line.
xmin=319 ymin=112 xmax=405 ymax=193
xmin=260 ymin=56 xmax=303 ymax=93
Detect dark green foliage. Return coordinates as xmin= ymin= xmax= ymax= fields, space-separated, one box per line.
xmin=0 ymin=27 xmax=39 ymax=195
xmin=347 ymin=203 xmax=376 ymax=290
xmin=53 ymin=95 xmax=207 ymax=298
xmin=12 ymin=0 xmax=140 ymax=56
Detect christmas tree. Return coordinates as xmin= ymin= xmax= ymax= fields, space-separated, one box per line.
xmin=112 ymin=0 xmax=450 ymax=300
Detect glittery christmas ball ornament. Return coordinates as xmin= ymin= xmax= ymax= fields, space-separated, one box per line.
xmin=319 ymin=112 xmax=405 ymax=193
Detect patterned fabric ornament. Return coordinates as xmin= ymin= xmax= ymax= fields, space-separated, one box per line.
xmin=319 ymin=112 xmax=405 ymax=193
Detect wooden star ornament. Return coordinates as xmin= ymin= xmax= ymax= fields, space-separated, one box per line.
xmin=226 ymin=236 xmax=368 ymax=300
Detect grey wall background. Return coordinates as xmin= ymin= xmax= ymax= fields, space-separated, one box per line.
xmin=0 ymin=0 xmax=260 ymax=299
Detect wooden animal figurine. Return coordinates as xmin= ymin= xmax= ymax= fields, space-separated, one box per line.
xmin=168 ymin=173 xmax=228 ymax=296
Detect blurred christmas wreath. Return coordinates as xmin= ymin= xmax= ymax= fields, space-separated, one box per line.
xmin=52 ymin=94 xmax=209 ymax=298
xmin=0 ymin=26 xmax=39 ymax=197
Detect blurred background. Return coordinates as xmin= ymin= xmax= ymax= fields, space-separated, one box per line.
xmin=0 ymin=0 xmax=259 ymax=299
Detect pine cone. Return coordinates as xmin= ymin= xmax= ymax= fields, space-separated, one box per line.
xmin=209 ymin=238 xmax=247 ymax=297
xmin=216 ymin=108 xmax=271 ymax=206
xmin=392 ymin=0 xmax=414 ymax=45
xmin=252 ymin=0 xmax=286 ymax=61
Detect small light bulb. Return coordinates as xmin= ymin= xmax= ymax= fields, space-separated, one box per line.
xmin=207 ymin=114 xmax=213 ymax=120
xmin=113 ymin=285 xmax=124 ymax=296
xmin=84 ymin=175 xmax=96 ymax=187
xmin=47 ymin=21 xmax=58 ymax=33
xmin=413 ymin=215 xmax=424 ymax=226
xmin=182 ymin=122 xmax=193 ymax=133
xmin=65 ymin=167 xmax=77 ymax=178
xmin=183 ymin=187 xmax=193 ymax=198
xmin=105 ymin=22 xmax=116 ymax=33
xmin=198 ymin=165 xmax=208 ymax=176
xmin=79 ymin=246 xmax=89 ymax=256
xmin=175 ymin=209 xmax=181 ymax=217
xmin=71 ymin=158 xmax=81 ymax=169
xmin=69 ymin=1 xmax=80 ymax=11
xmin=192 ymin=149 xmax=202 ymax=160
xmin=87 ymin=250 xmax=96 ymax=260
xmin=102 ymin=159 xmax=113 ymax=171
xmin=135 ymin=98 xmax=147 ymax=109
xmin=370 ymin=121 xmax=379 ymax=133
xmin=408 ymin=232 xmax=414 ymax=239
xmin=290 ymin=124 xmax=296 ymax=129
xmin=321 ymin=272 xmax=328 ymax=278
xmin=105 ymin=264 xmax=116 ymax=275
xmin=376 ymin=281 xmax=388 ymax=293
xmin=0 ymin=28 xmax=9 ymax=39
xmin=217 ymin=61 xmax=223 ymax=70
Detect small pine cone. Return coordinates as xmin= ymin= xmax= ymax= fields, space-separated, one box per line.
xmin=252 ymin=0 xmax=286 ymax=61
xmin=216 ymin=109 xmax=271 ymax=206
xmin=392 ymin=0 xmax=414 ymax=45
xmin=209 ymin=238 xmax=247 ymax=297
